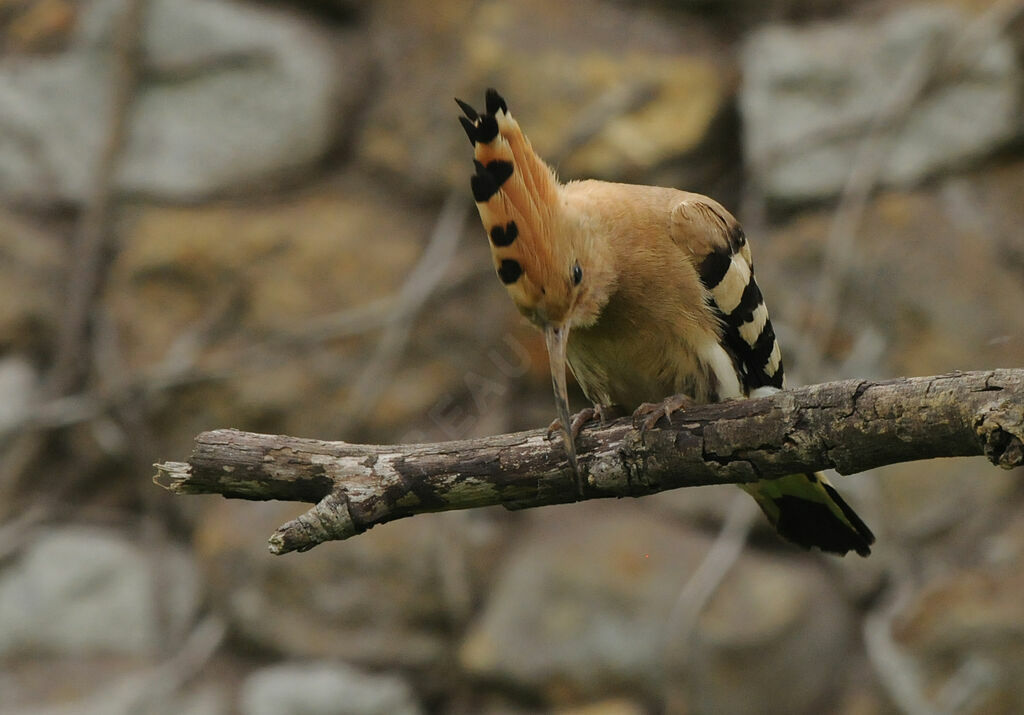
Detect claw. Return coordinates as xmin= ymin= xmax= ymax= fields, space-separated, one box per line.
xmin=571 ymin=407 xmax=600 ymax=438
xmin=547 ymin=404 xmax=625 ymax=441
xmin=632 ymin=394 xmax=695 ymax=433
xmin=547 ymin=408 xmax=594 ymax=442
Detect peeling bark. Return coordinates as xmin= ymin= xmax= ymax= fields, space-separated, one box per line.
xmin=154 ymin=370 xmax=1024 ymax=554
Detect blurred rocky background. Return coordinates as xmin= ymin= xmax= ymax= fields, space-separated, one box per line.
xmin=0 ymin=0 xmax=1022 ymax=713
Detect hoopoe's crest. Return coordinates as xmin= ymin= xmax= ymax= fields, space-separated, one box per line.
xmin=456 ymin=90 xmax=609 ymax=331
xmin=456 ymin=89 xmax=874 ymax=557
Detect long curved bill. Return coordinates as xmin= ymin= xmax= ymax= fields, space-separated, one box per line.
xmin=543 ymin=324 xmax=581 ymax=488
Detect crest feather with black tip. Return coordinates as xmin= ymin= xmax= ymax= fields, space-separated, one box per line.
xmin=455 ymin=89 xmax=565 ymax=315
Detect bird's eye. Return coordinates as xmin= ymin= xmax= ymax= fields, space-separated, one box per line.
xmin=572 ymin=261 xmax=583 ymax=286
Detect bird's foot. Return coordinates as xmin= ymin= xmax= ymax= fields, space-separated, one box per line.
xmin=632 ymin=393 xmax=696 ymax=433
xmin=547 ymin=404 xmax=624 ymax=441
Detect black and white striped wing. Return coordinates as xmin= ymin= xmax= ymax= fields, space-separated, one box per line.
xmin=673 ymin=198 xmax=784 ymax=395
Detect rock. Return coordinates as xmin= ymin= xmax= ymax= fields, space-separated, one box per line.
xmin=238 ymin=661 xmax=422 ymax=715
xmin=0 ymin=526 xmax=202 ymax=656
xmin=0 ymin=0 xmax=77 ymax=54
xmin=0 ymin=0 xmax=363 ymax=205
xmin=7 ymin=675 xmax=227 ymax=715
xmin=0 ymin=355 xmax=38 ymax=434
xmin=359 ymin=0 xmax=732 ymax=195
xmin=459 ymin=502 xmax=852 ymax=711
xmin=0 ymin=210 xmax=66 ymax=355
xmin=740 ymin=5 xmax=1020 ymax=203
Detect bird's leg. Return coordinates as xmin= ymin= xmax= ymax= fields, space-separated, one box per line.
xmin=547 ymin=404 xmax=625 ymax=441
xmin=632 ymin=393 xmax=696 ymax=433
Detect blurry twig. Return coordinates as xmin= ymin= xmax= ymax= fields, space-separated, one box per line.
xmin=660 ymin=496 xmax=758 ymax=709
xmin=273 ymin=297 xmax=395 ymax=344
xmin=93 ymin=308 xmax=177 ymax=655
xmin=262 ymin=255 xmax=486 ymax=348
xmin=337 ymin=191 xmax=469 ymax=433
xmin=663 ymin=494 xmax=759 ymax=646
xmin=661 ymin=493 xmax=759 ymax=705
xmin=0 ymin=0 xmax=146 ymax=507
xmin=0 ymin=282 xmax=246 ymax=442
xmin=864 ymin=575 xmax=996 ymax=715
xmin=0 ymin=502 xmax=50 ymax=561
xmin=47 ymin=0 xmax=146 ymax=396
xmin=131 ymin=615 xmax=227 ymax=714
xmin=934 ymin=656 xmax=997 ymax=715
xmin=864 ymin=579 xmax=935 ymax=715
xmin=804 ymin=40 xmax=938 ymax=378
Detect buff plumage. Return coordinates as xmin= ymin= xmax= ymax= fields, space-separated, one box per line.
xmin=457 ymin=89 xmax=873 ymax=556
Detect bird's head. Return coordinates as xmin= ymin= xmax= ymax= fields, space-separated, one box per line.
xmin=456 ymin=89 xmax=611 ymax=484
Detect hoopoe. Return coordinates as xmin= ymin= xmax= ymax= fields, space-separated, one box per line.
xmin=456 ymin=89 xmax=874 ymax=557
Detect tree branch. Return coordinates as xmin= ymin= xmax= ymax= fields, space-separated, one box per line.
xmin=154 ymin=370 xmax=1024 ymax=554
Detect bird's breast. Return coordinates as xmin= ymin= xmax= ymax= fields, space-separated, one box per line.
xmin=568 ymin=310 xmax=736 ymax=411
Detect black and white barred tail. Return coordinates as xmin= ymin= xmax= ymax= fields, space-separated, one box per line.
xmin=692 ymin=201 xmax=874 ymax=557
